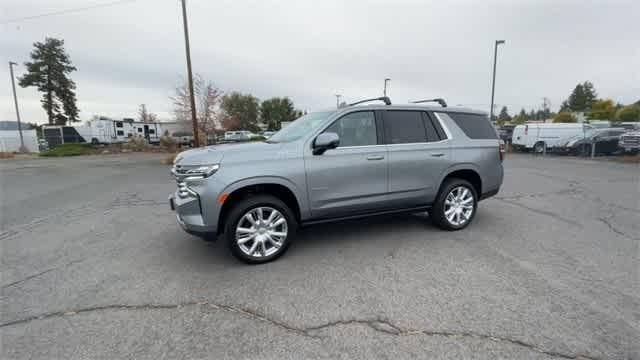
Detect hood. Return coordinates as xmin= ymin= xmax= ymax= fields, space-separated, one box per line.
xmin=174 ymin=141 xmax=284 ymax=166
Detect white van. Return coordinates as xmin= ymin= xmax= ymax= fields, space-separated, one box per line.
xmin=512 ymin=123 xmax=594 ymax=152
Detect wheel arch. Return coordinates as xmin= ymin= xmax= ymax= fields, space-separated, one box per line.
xmin=437 ymin=166 xmax=482 ymax=199
xmin=217 ymin=177 xmax=304 ymax=233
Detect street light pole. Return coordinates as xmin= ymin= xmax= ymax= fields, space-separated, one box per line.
xmin=180 ymin=0 xmax=199 ymax=147
xmin=8 ymin=61 xmax=26 ymax=152
xmin=383 ymin=78 xmax=390 ymax=97
xmin=489 ymin=40 xmax=505 ymax=122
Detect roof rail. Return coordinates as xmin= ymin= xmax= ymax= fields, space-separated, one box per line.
xmin=348 ymin=96 xmax=392 ymax=106
xmin=409 ymin=98 xmax=447 ymax=107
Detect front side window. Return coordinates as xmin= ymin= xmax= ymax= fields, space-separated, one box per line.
xmin=323 ymin=111 xmax=377 ymax=147
xmin=268 ymin=111 xmax=334 ymax=143
xmin=384 ymin=111 xmax=427 ymax=144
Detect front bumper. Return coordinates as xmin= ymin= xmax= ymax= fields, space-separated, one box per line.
xmin=169 ymin=192 xmax=217 ymax=236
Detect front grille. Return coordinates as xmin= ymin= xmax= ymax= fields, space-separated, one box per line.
xmin=620 ymin=135 xmax=640 ymax=145
xmin=172 ymin=165 xmax=198 ymax=198
xmin=177 ymin=181 xmax=191 ymax=198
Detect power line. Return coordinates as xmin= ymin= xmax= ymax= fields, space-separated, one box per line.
xmin=0 ymin=0 xmax=139 ymax=25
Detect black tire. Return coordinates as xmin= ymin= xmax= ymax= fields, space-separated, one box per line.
xmin=431 ymin=178 xmax=478 ymax=231
xmin=533 ymin=142 xmax=545 ymax=153
xmin=224 ymin=195 xmax=297 ymax=264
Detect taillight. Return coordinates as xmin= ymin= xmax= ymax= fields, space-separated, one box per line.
xmin=499 ymin=142 xmax=505 ymax=162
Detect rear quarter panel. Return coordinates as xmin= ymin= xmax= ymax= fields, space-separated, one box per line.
xmin=435 ymin=113 xmax=504 ymax=196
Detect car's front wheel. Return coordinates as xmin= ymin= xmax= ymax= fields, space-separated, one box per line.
xmin=431 ymin=179 xmax=478 ymax=231
xmin=224 ymin=195 xmax=296 ymax=264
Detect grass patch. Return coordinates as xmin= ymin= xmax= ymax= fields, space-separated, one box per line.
xmin=40 ymin=143 xmax=96 ymax=157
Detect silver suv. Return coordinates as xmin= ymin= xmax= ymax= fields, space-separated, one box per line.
xmin=169 ymin=97 xmax=504 ymax=263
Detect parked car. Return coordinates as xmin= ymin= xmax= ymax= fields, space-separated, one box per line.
xmin=512 ymin=123 xmax=594 ymax=153
xmin=169 ymin=97 xmax=504 ymax=263
xmin=619 ymin=130 xmax=640 ymax=154
xmin=559 ymin=128 xmax=626 ymax=156
xmin=224 ymin=131 xmax=253 ymax=142
xmin=171 ymin=131 xmax=194 ymax=147
xmin=497 ymin=125 xmax=514 ymax=144
xmin=261 ymin=131 xmax=276 ymax=138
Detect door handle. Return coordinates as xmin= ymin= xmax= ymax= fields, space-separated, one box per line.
xmin=367 ymin=155 xmax=385 ymax=160
xmin=430 ymin=153 xmax=445 ymax=157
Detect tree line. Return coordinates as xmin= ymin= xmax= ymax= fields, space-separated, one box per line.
xmin=496 ymin=81 xmax=639 ymax=125
xmin=17 ymin=37 xmax=304 ymax=132
xmin=171 ymin=76 xmax=304 ymax=136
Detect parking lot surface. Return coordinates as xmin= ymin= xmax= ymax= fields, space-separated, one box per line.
xmin=1 ymin=153 xmax=638 ymax=359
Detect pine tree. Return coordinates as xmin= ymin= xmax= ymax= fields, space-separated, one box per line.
xmin=497 ymin=106 xmax=511 ymax=124
xmin=19 ymin=37 xmax=79 ymax=125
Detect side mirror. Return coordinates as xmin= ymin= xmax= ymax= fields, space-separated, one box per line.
xmin=313 ymin=132 xmax=340 ymax=155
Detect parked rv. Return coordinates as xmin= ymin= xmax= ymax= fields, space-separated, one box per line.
xmin=512 ymin=123 xmax=594 ymax=152
xmin=42 ymin=118 xmax=164 ymax=147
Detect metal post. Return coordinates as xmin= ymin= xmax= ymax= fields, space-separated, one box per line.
xmin=180 ymin=0 xmax=199 ymax=147
xmin=383 ymin=78 xmax=390 ymax=97
xmin=9 ymin=61 xmax=26 ymax=152
xmin=591 ymin=142 xmax=595 ymax=158
xmin=489 ymin=40 xmax=505 ymax=122
xmin=335 ymin=94 xmax=342 ymax=109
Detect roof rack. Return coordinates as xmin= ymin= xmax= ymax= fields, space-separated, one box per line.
xmin=348 ymin=96 xmax=392 ymax=106
xmin=409 ymin=98 xmax=447 ymax=107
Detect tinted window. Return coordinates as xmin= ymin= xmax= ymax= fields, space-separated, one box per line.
xmin=116 ymin=130 xmax=124 ymax=136
xmin=384 ymin=111 xmax=427 ymax=144
xmin=115 ymin=122 xmax=123 ymax=128
xmin=421 ymin=113 xmax=441 ymax=142
xmin=445 ymin=112 xmax=498 ymax=139
xmin=324 ymin=111 xmax=377 ymax=147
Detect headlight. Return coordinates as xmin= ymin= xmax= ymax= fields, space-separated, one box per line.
xmin=185 ymin=164 xmax=220 ymax=178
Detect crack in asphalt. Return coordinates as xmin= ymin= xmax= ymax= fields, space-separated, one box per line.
xmin=1 ymin=259 xmax=84 ymax=289
xmin=0 ymin=302 xmax=601 ymax=360
xmin=495 ymin=199 xmax=582 ymax=227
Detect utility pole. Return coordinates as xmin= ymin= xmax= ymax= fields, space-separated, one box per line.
xmin=383 ymin=78 xmax=390 ymax=97
xmin=489 ymin=40 xmax=506 ymax=122
xmin=8 ymin=61 xmax=26 ymax=152
xmin=180 ymin=0 xmax=199 ymax=147
xmin=334 ymin=94 xmax=342 ymax=108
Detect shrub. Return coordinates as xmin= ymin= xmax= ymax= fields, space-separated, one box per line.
xmin=159 ymin=135 xmax=177 ymax=152
xmin=124 ymin=136 xmax=148 ymax=152
xmin=250 ymin=135 xmax=266 ymax=141
xmin=40 ymin=143 xmax=95 ymax=157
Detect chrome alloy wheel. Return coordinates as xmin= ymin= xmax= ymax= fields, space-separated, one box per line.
xmin=235 ymin=207 xmax=288 ymax=258
xmin=443 ymin=186 xmax=474 ymax=226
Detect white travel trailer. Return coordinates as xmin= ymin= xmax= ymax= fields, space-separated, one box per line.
xmin=512 ymin=123 xmax=594 ymax=152
xmin=43 ymin=118 xmax=164 ymax=147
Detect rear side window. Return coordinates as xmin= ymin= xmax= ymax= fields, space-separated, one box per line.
xmin=383 ymin=111 xmax=427 ymax=144
xmin=445 ymin=112 xmax=498 ymax=139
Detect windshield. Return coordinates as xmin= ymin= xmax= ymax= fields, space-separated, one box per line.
xmin=267 ymin=111 xmax=334 ymax=143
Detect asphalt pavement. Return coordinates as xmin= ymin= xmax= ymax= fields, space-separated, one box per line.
xmin=1 ymin=153 xmax=638 ymax=359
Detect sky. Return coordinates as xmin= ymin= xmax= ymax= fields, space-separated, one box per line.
xmin=1 ymin=0 xmax=639 ymax=124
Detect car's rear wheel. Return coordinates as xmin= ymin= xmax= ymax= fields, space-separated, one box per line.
xmin=431 ymin=179 xmax=477 ymax=231
xmin=533 ymin=141 xmax=545 ymax=153
xmin=224 ymin=195 xmax=296 ymax=264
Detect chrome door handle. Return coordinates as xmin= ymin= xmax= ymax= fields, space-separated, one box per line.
xmin=430 ymin=153 xmax=445 ymax=157
xmin=367 ymin=155 xmax=385 ymax=160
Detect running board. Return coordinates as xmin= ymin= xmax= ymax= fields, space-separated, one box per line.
xmin=301 ymin=205 xmax=432 ymax=227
